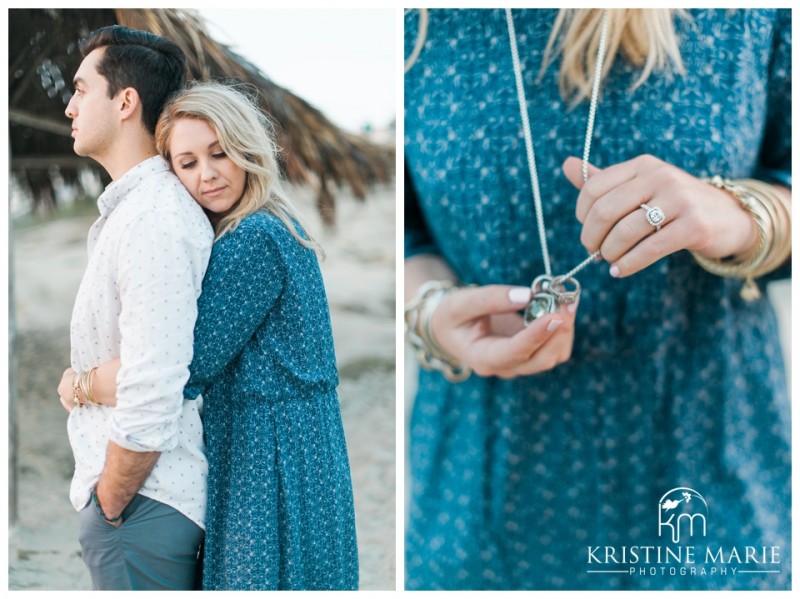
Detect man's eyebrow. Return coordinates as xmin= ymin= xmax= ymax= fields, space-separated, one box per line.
xmin=72 ymin=77 xmax=86 ymax=88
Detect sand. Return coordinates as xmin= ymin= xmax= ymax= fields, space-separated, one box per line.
xmin=7 ymin=183 xmax=397 ymax=591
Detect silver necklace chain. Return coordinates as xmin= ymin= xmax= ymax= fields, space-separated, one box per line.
xmin=506 ymin=8 xmax=610 ymax=280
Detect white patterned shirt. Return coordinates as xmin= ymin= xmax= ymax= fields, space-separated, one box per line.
xmin=67 ymin=155 xmax=213 ymax=528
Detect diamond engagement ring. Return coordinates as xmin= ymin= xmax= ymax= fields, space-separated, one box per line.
xmin=640 ymin=203 xmax=666 ymax=231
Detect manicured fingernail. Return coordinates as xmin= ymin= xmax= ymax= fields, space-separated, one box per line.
xmin=547 ymin=319 xmax=563 ymax=332
xmin=508 ymin=287 xmax=531 ymax=304
xmin=609 ymin=265 xmax=620 ymax=278
xmin=568 ymin=299 xmax=579 ymax=313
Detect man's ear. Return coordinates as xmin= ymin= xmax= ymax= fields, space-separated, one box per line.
xmin=117 ymin=87 xmax=141 ymax=123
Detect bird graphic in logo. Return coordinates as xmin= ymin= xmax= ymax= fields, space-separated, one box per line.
xmin=661 ymin=490 xmax=701 ymax=511
xmin=658 ymin=487 xmax=708 ymax=543
xmin=661 ymin=498 xmax=682 ymax=511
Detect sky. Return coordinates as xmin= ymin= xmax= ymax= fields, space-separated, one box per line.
xmin=196 ymin=9 xmax=396 ymax=134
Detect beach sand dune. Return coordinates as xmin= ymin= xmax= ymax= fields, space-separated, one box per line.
xmin=8 ymin=184 xmax=396 ymax=590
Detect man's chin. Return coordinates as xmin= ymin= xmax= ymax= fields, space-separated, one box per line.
xmin=71 ymin=138 xmax=92 ymax=157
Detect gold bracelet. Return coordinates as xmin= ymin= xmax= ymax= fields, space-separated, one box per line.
xmin=79 ymin=368 xmax=100 ymax=406
xmin=404 ymin=280 xmax=472 ymax=382
xmin=691 ymin=176 xmax=789 ymax=301
xmin=746 ymin=180 xmax=791 ymax=277
xmin=72 ymin=372 xmax=84 ymax=408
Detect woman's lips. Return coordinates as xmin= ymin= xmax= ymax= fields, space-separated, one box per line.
xmin=203 ymin=186 xmax=226 ymax=197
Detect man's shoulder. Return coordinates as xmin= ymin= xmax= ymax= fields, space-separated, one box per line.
xmin=117 ymin=170 xmax=210 ymax=235
xmin=125 ymin=168 xmax=197 ymax=212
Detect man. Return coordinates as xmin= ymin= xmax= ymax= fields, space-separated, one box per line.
xmin=60 ymin=25 xmax=213 ymax=589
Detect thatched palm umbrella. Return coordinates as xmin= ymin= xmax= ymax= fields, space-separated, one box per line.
xmin=9 ymin=8 xmax=394 ymax=223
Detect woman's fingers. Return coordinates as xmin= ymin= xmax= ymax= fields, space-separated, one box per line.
xmin=59 ymin=394 xmax=74 ymax=413
xmin=431 ymin=285 xmax=533 ymax=358
xmin=57 ymin=368 xmax=73 ymax=401
xmin=566 ymin=157 xmax=638 ymax=223
xmin=57 ymin=367 xmax=78 ymax=413
xmin=608 ymin=225 xmax=686 ymax=278
xmin=444 ymin=284 xmax=533 ymax=323
xmin=427 ymin=283 xmax=579 ymax=378
xmin=580 ymin=176 xmax=661 ymax=254
xmin=561 ymin=155 xmax=603 ymax=191
xmin=465 ymin=306 xmax=575 ymax=376
xmin=597 ymin=198 xmax=675 ymax=264
xmin=495 ymin=323 xmax=576 ymax=378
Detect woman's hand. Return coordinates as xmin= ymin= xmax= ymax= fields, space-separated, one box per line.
xmin=429 ymin=284 xmax=579 ymax=379
xmin=56 ymin=358 xmax=121 ymax=412
xmin=58 ymin=367 xmax=77 ymax=413
xmin=563 ymin=155 xmax=759 ymax=278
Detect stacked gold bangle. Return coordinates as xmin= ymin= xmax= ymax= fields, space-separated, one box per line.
xmin=71 ymin=368 xmax=100 ymax=408
xmin=691 ymin=176 xmax=791 ymax=302
xmin=404 ymin=280 xmax=472 ymax=382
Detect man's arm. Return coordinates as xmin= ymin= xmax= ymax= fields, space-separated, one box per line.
xmin=100 ymin=204 xmax=211 ymax=515
xmin=95 ymin=444 xmax=160 ymax=522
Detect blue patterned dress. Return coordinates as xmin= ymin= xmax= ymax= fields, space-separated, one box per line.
xmin=184 ymin=211 xmax=358 ymax=590
xmin=405 ymin=9 xmax=790 ymax=590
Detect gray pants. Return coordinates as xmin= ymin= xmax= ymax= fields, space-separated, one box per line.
xmin=79 ymin=493 xmax=204 ymax=590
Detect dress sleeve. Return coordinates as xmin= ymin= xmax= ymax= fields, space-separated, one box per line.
xmin=755 ymin=9 xmax=791 ymax=283
xmin=184 ymin=222 xmax=286 ymax=399
xmin=754 ymin=9 xmax=791 ymax=189
xmin=404 ymin=163 xmax=441 ymax=259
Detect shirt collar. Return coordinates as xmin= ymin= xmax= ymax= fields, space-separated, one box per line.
xmin=97 ymin=155 xmax=171 ymax=216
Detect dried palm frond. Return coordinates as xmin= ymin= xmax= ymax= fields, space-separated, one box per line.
xmin=9 ymin=8 xmax=394 ymax=223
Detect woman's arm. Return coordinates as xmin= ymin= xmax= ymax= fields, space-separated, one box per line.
xmin=57 ymin=222 xmax=287 ymax=410
xmin=183 ymin=219 xmax=286 ymax=398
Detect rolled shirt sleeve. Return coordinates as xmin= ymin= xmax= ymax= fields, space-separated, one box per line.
xmin=109 ymin=208 xmax=207 ymax=453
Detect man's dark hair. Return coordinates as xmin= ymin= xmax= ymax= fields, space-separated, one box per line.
xmin=80 ymin=25 xmax=186 ymax=135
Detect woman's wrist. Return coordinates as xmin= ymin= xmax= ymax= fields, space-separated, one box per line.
xmin=405 ymin=280 xmax=472 ymax=382
xmin=72 ymin=368 xmax=102 ymax=407
xmin=691 ymin=176 xmax=791 ymax=301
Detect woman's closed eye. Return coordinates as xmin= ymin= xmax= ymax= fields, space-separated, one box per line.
xmin=177 ymin=152 xmax=225 ymax=170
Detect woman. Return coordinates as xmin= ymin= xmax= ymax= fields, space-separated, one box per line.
xmin=60 ymin=82 xmax=359 ymax=590
xmin=404 ymin=9 xmax=790 ymax=590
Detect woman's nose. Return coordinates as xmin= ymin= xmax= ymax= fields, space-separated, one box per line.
xmin=201 ymin=162 xmax=218 ymax=181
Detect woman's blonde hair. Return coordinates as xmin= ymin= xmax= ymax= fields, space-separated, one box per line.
xmin=405 ymin=9 xmax=689 ymax=102
xmin=543 ymin=9 xmax=688 ymax=103
xmin=156 ymin=81 xmax=321 ymax=254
